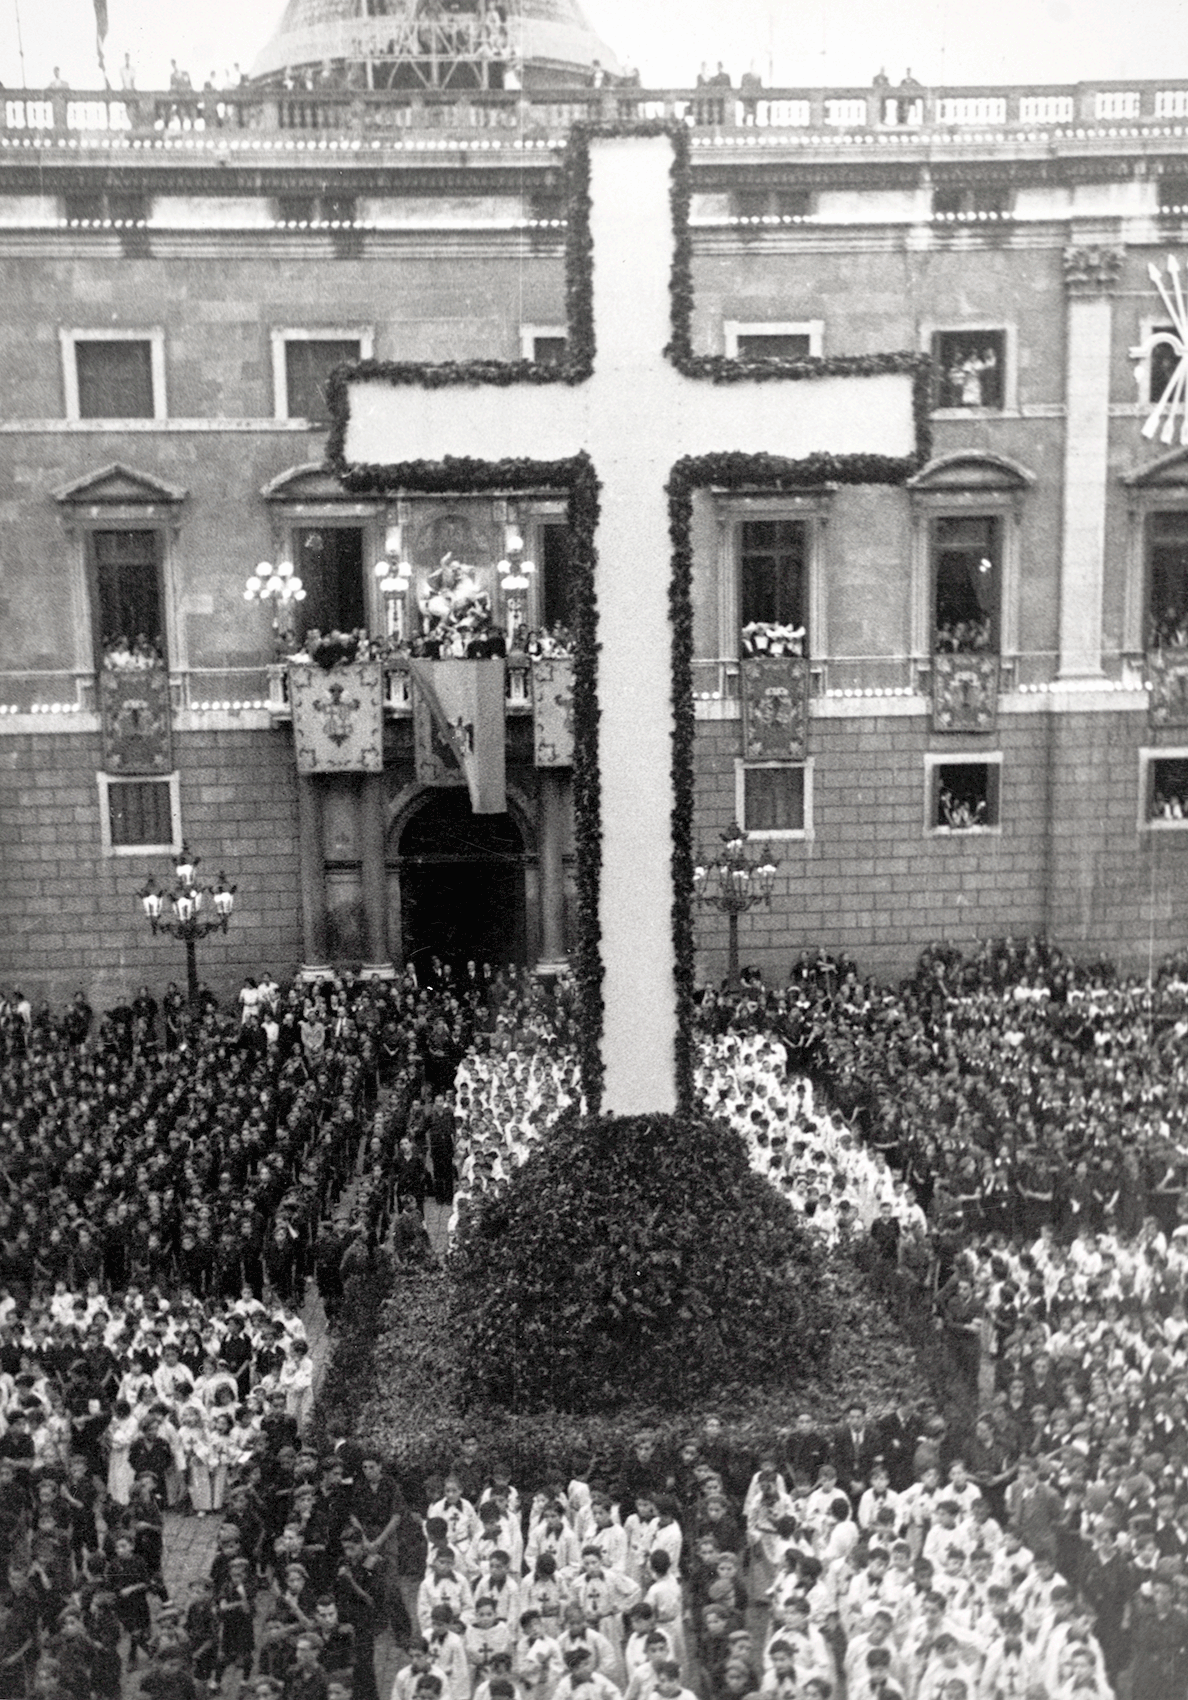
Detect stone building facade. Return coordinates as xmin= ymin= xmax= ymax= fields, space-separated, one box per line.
xmin=4 ymin=65 xmax=1188 ymax=998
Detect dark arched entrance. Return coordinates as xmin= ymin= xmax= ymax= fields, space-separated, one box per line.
xmin=395 ymin=791 xmax=527 ymax=977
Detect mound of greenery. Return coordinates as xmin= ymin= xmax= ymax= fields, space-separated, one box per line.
xmin=448 ymin=1110 xmax=833 ymax=1413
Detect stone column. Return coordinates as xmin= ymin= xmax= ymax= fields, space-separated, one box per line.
xmin=1058 ymin=244 xmax=1124 ymax=679
xmin=535 ymin=770 xmax=568 ymax=976
xmin=359 ymin=772 xmax=395 ymax=979
xmin=295 ymin=773 xmax=332 ymax=979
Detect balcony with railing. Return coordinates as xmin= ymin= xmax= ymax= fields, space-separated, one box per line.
xmin=8 ymin=78 xmax=1188 ymax=155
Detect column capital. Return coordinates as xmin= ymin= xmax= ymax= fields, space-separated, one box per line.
xmin=1063 ymin=244 xmax=1125 ymax=297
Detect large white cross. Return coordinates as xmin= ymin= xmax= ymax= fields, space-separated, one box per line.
xmin=341 ymin=134 xmax=916 ymax=1117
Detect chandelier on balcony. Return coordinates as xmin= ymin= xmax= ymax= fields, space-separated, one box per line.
xmin=694 ymin=826 xmax=779 ymax=988
xmin=245 ymin=559 xmax=306 ymax=655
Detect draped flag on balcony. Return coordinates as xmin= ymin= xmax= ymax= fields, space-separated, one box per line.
xmin=99 ymin=666 xmax=172 ymax=774
xmin=740 ymin=656 xmax=809 ymax=761
xmin=532 ymin=657 xmax=574 ymax=767
xmin=409 ymin=658 xmax=507 ymax=814
xmin=289 ymin=661 xmax=384 ymax=773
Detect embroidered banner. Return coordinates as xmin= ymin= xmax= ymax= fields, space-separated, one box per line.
xmin=290 ymin=662 xmax=384 ymax=773
xmin=409 ymin=658 xmax=506 ymax=814
xmin=533 ymin=657 xmax=574 ymax=767
xmin=931 ymin=652 xmax=999 ymax=733
xmin=99 ymin=666 xmax=172 ymax=774
xmin=1148 ymin=648 xmax=1188 ymax=728
xmin=740 ymin=656 xmax=809 ymax=761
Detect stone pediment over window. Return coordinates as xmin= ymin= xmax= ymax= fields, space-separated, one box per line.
xmin=907 ymin=451 xmax=1035 ymax=493
xmin=53 ymin=462 xmax=188 ymax=507
xmin=261 ymin=462 xmax=351 ymax=503
xmin=1121 ymin=447 xmax=1188 ymax=490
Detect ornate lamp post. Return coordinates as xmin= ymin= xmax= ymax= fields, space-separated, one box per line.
xmin=374 ymin=521 xmax=414 ymax=642
xmin=137 ymin=844 xmax=236 ymax=1007
xmin=693 ymin=826 xmax=779 ymax=989
xmin=496 ymin=518 xmax=536 ymax=649
xmin=244 ymin=558 xmax=306 ymax=656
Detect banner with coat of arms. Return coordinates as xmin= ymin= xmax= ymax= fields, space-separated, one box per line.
xmin=289 ymin=662 xmax=384 ymax=774
xmin=931 ymin=652 xmax=999 ymax=733
xmin=740 ymin=656 xmax=809 ymax=761
xmin=532 ymin=657 xmax=574 ymax=767
xmin=99 ymin=666 xmax=173 ymax=774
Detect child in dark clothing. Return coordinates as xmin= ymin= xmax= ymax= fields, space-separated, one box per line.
xmin=107 ymin=1531 xmax=153 ymax=1663
xmin=61 ymin=1458 xmax=99 ymax=1567
xmin=84 ymin=1590 xmax=123 ymax=1700
xmin=216 ymin=1555 xmax=256 ymax=1682
xmin=130 ymin=1476 xmax=165 ymax=1583
xmin=285 ymin=1634 xmax=330 ymax=1700
xmin=46 ymin=1608 xmax=97 ymax=1700
xmin=185 ymin=1579 xmax=219 ymax=1691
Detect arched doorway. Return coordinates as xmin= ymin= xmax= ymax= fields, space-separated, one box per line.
xmin=393 ymin=791 xmax=528 ymax=977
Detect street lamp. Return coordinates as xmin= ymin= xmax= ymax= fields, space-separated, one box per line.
xmin=137 ymin=844 xmax=236 ymax=1007
xmin=374 ymin=522 xmax=414 ymax=642
xmin=693 ymin=825 xmax=779 ymax=989
xmin=496 ymin=518 xmax=535 ymax=649
xmin=245 ymin=558 xmax=306 ymax=655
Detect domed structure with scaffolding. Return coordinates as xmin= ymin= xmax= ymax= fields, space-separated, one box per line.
xmin=249 ymin=0 xmax=623 ymax=92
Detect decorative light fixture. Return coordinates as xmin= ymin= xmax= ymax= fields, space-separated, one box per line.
xmin=373 ymin=520 xmax=414 ymax=642
xmin=495 ymin=514 xmax=536 ymax=648
xmin=136 ymin=844 xmax=237 ymax=1006
xmin=245 ymin=558 xmax=306 ymax=655
xmin=693 ymin=825 xmax=779 ymax=988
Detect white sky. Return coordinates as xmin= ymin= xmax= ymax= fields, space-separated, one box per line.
xmin=0 ymin=0 xmax=1181 ymax=93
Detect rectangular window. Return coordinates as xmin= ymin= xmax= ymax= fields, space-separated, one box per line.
xmin=74 ymin=338 xmax=154 ymax=419
xmin=1150 ymin=756 xmax=1188 ymax=822
xmin=743 ymin=764 xmax=805 ymax=833
xmin=108 ymin=779 xmax=172 ymax=847
xmin=531 ymin=335 xmax=568 ymax=366
xmin=98 ymin=772 xmax=180 ymax=855
xmin=736 ymin=332 xmax=812 ymax=360
xmin=732 ymin=187 xmax=813 ymax=220
xmin=1147 ymin=511 xmax=1188 ymax=647
xmin=90 ymin=529 xmax=165 ymax=664
xmin=741 ymin=519 xmax=808 ymax=645
xmin=293 ymin=526 xmax=366 ymax=640
xmin=1160 ymin=176 xmax=1188 ymax=213
xmin=725 ymin=320 xmax=823 ymax=360
xmin=933 ymin=515 xmax=1000 ymax=654
xmin=322 ymin=194 xmax=358 ymax=226
xmin=931 ymin=760 xmax=1000 ymax=831
xmin=933 ymin=330 xmax=1006 ymax=410
xmin=283 ymin=338 xmax=361 ymax=423
xmin=541 ymin=523 xmax=574 ymax=632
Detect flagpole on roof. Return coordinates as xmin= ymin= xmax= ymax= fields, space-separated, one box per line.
xmin=94 ymin=0 xmax=110 ymax=87
xmin=12 ymin=0 xmax=26 ymax=88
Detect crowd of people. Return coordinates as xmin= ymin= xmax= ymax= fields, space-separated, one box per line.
xmin=2 ymin=934 xmax=1188 ymax=1700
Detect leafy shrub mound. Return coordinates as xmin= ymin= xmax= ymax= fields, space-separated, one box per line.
xmin=449 ymin=1110 xmax=832 ymax=1413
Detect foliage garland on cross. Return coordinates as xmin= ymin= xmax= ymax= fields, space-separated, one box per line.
xmin=326 ymin=123 xmax=932 ymax=1115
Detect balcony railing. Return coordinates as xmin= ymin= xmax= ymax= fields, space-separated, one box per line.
xmin=266 ymin=653 xmax=533 ymax=721
xmin=8 ymin=78 xmax=1188 ymax=148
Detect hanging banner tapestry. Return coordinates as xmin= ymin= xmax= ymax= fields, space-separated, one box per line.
xmin=740 ymin=655 xmax=809 ymax=761
xmin=409 ymin=658 xmax=506 ymax=814
xmin=533 ymin=657 xmax=574 ymax=767
xmin=289 ymin=662 xmax=384 ymax=774
xmin=1147 ymin=648 xmax=1188 ymax=728
xmin=931 ymin=652 xmax=999 ymax=733
xmin=413 ymin=687 xmax=466 ymax=787
xmin=99 ymin=666 xmax=173 ymax=774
